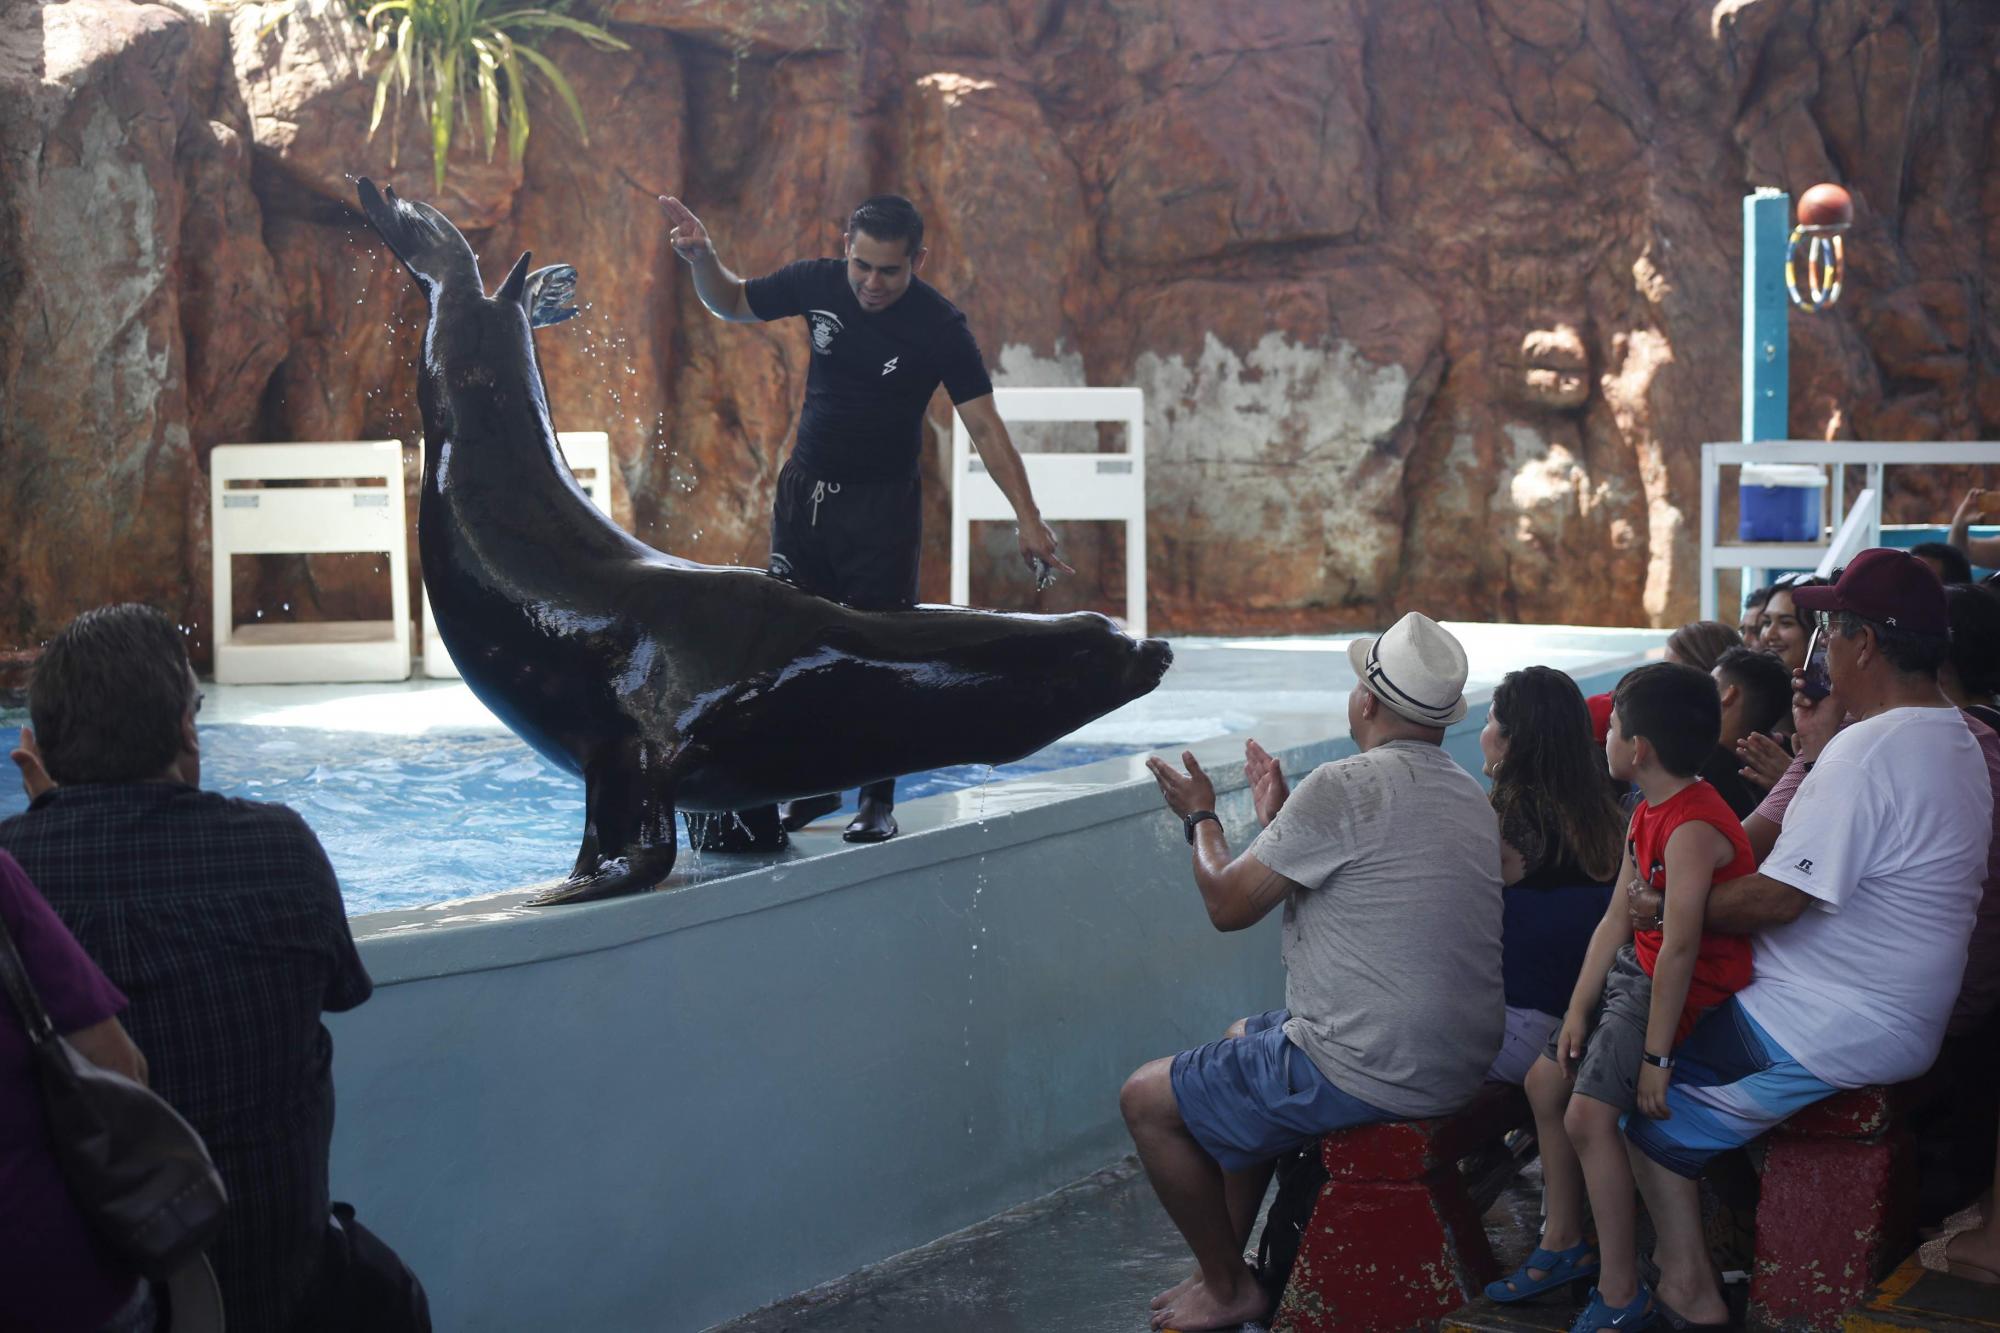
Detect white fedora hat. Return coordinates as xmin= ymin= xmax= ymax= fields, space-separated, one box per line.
xmin=1346 ymin=612 xmax=1469 ymax=726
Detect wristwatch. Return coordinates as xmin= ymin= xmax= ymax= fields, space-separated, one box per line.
xmin=1641 ymin=1050 xmax=1675 ymax=1069
xmin=1183 ymin=810 xmax=1221 ymax=844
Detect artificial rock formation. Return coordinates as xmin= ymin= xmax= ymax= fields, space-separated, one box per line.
xmin=2 ymin=0 xmax=1996 ymax=666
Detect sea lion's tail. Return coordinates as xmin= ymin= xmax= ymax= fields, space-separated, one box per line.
xmin=356 ymin=178 xmax=480 ymax=295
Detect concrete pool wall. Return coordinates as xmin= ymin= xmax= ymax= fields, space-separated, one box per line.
xmin=325 ymin=654 xmax=1650 ymax=1332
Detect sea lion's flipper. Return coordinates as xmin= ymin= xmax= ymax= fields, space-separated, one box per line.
xmin=522 ymin=264 xmax=580 ymax=329
xmin=354 ymin=178 xmax=481 ymax=295
xmin=529 ymin=740 xmax=682 ymax=906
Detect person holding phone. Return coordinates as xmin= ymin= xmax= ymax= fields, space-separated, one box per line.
xmin=1618 ymin=548 xmax=1989 ymax=1330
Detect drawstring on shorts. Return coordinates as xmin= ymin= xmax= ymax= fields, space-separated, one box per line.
xmin=809 ymin=479 xmax=841 ymax=526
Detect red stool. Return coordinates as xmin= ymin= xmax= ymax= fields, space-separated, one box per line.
xmin=1748 ymin=1085 xmax=1915 ymax=1332
xmin=1273 ymin=1082 xmax=1527 ymax=1333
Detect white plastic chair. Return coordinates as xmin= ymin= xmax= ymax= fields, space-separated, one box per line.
xmin=421 ymin=432 xmax=618 ymax=679
xmin=209 ymin=441 xmax=411 ymax=684
xmin=949 ymin=387 xmax=1147 ymax=637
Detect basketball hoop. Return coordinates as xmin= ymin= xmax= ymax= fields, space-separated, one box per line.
xmin=1786 ymin=183 xmax=1852 ymax=313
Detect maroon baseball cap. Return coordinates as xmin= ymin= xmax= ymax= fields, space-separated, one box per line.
xmin=1791 ymin=547 xmax=1948 ymax=636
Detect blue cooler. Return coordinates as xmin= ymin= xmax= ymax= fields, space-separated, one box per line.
xmin=1739 ymin=464 xmax=1826 ymax=542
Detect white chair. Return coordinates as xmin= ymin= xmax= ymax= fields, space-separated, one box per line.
xmin=209 ymin=441 xmax=411 ymax=684
xmin=421 ymin=432 xmax=618 ymax=679
xmin=949 ymin=387 xmax=1147 ymax=638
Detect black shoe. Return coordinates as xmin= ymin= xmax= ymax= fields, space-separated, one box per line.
xmin=685 ymin=806 xmax=787 ymax=853
xmin=842 ymin=797 xmax=898 ymax=843
xmin=779 ymin=793 xmax=843 ymax=832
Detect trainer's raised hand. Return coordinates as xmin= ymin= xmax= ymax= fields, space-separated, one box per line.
xmin=658 ymin=195 xmax=712 ymax=262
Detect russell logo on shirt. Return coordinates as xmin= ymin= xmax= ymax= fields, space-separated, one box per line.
xmin=1795 ymin=858 xmax=1814 ymax=874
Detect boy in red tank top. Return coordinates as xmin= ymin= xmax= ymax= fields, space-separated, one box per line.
xmin=1490 ymin=663 xmax=1755 ymax=1330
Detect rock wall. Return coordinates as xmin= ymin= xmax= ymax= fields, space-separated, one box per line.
xmin=2 ymin=0 xmax=1995 ymax=665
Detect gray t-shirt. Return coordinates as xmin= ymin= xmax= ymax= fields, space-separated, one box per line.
xmin=1247 ymin=740 xmax=1505 ymax=1117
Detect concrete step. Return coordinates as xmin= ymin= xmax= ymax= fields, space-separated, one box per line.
xmin=1845 ymin=1254 xmax=2000 ymax=1331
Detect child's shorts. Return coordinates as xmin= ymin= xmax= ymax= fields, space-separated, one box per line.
xmin=1544 ymin=942 xmax=1651 ymax=1112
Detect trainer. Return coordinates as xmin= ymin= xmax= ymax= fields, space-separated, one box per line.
xmin=660 ymin=192 xmax=1070 ymax=845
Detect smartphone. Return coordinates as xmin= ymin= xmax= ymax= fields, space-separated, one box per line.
xmin=1801 ymin=625 xmax=1832 ymax=700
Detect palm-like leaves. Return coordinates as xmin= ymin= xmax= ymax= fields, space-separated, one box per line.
xmin=359 ymin=0 xmax=628 ymax=191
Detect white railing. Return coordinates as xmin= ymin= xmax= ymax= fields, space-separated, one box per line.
xmin=210 ymin=441 xmax=411 ymax=684
xmin=1699 ymin=441 xmax=2000 ymax=619
xmin=950 ymin=387 xmax=1146 ymax=638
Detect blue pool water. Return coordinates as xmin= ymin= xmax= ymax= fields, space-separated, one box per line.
xmin=0 ymin=721 xmax=1154 ymax=914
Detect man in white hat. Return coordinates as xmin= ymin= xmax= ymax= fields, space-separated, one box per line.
xmin=1124 ymin=612 xmax=1505 ymax=1332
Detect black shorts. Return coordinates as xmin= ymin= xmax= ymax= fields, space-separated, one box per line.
xmin=768 ymin=458 xmax=920 ymax=610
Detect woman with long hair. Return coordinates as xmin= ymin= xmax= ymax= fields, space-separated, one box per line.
xmin=1478 ymin=666 xmax=1627 ymax=1084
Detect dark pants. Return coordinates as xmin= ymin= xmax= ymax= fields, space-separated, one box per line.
xmin=768 ymin=458 xmax=920 ymax=808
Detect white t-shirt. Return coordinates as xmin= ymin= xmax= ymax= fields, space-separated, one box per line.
xmin=1742 ymin=706 xmax=1992 ymax=1087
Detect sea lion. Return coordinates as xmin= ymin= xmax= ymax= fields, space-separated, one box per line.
xmin=354 ymin=179 xmax=1173 ymax=905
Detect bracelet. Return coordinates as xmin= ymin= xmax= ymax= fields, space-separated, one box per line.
xmin=1183 ymin=810 xmax=1221 ymax=845
xmin=1641 ymin=1050 xmax=1674 ymax=1069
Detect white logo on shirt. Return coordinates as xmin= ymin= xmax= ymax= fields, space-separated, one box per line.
xmin=881 ymin=356 xmax=899 ymax=376
xmin=808 ymin=309 xmax=843 ymax=354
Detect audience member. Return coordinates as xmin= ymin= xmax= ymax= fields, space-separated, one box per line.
xmin=1479 ymin=667 xmax=1625 ymax=1084
xmin=1621 ymin=549 xmax=1991 ymax=1329
xmin=1128 ymin=613 xmax=1502 ymax=1333
xmin=1663 ymin=621 xmax=1742 ymax=674
xmin=1495 ymin=664 xmax=1754 ymax=1328
xmin=0 ymin=849 xmax=153 ymax=1333
xmin=0 ymin=605 xmax=428 ymax=1333
xmin=1949 ymin=487 xmax=2000 ymax=572
xmin=1913 ymin=540 xmax=1974 ymax=586
xmin=1944 ymin=583 xmax=2000 ymax=731
xmin=1703 ymin=647 xmax=1794 ymax=817
xmin=1758 ymin=576 xmax=1824 ymax=672
xmin=1738 ymin=585 xmax=1774 ymax=642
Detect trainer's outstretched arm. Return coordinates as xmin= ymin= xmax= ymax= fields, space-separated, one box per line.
xmin=957 ymin=393 xmax=1075 ymax=579
xmin=660 ymin=195 xmax=756 ymax=323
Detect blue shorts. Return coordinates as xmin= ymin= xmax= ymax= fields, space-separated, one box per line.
xmin=1170 ymin=1009 xmax=1397 ymax=1173
xmin=1623 ymin=998 xmax=1837 ymax=1179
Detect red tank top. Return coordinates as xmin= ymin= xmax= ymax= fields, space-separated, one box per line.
xmin=1628 ymin=779 xmax=1756 ymax=1041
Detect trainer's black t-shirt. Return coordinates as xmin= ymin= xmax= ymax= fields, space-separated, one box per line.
xmin=745 ymin=259 xmax=993 ymax=481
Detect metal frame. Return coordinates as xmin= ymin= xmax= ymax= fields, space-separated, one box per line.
xmin=949 ymin=387 xmax=1147 ymax=638
xmin=1698 ymin=440 xmax=2000 ymax=618
xmin=210 ymin=440 xmax=411 ymax=684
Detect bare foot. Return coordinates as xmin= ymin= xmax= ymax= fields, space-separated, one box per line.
xmin=1151 ymin=1271 xmax=1198 ymax=1311
xmin=1153 ymin=1274 xmax=1267 ymax=1331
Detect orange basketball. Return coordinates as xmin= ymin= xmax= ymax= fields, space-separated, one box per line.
xmin=1797 ymin=183 xmax=1853 ymax=228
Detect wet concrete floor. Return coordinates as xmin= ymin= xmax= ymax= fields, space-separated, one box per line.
xmin=708 ymin=1156 xmax=1548 ymax=1333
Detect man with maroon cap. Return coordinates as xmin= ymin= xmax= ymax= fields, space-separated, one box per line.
xmin=1620 ymin=548 xmax=1991 ymax=1329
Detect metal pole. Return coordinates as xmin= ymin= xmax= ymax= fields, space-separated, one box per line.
xmin=1735 ymin=188 xmax=1792 ymax=615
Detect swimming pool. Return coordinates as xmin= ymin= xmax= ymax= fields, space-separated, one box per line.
xmin=0 ymin=718 xmax=1175 ymax=913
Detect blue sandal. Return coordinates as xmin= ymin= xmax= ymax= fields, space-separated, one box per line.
xmin=1568 ymin=1283 xmax=1656 ymax=1332
xmin=1484 ymin=1240 xmax=1599 ymax=1302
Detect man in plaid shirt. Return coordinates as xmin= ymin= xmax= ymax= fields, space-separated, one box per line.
xmin=3 ymin=605 xmax=422 ymax=1331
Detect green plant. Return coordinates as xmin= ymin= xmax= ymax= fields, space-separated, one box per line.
xmin=357 ymin=0 xmax=629 ymax=192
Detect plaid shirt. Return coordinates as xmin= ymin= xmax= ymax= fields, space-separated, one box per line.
xmin=0 ymin=783 xmax=372 ymax=1333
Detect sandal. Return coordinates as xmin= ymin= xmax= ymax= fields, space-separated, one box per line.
xmin=1919 ymin=1219 xmax=2000 ymax=1286
xmin=1569 ymin=1283 xmax=1656 ymax=1332
xmin=1485 ymin=1240 xmax=1599 ymax=1303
